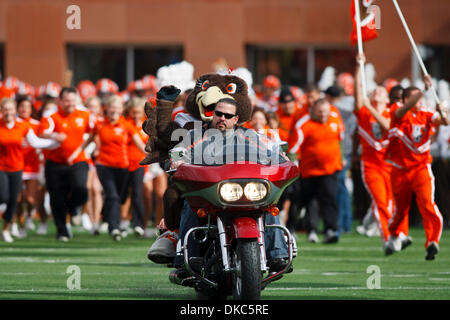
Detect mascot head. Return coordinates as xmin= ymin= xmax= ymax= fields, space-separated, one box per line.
xmin=185 ymin=73 xmax=252 ymax=123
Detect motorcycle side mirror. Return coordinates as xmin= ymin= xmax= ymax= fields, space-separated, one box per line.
xmin=279 ymin=141 xmax=289 ymax=153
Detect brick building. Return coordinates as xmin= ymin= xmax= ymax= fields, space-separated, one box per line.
xmin=1 ymin=0 xmax=449 ymax=89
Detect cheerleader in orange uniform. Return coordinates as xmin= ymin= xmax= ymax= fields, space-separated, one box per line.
xmin=94 ymin=95 xmax=146 ymax=241
xmin=0 ymin=98 xmax=60 ymax=243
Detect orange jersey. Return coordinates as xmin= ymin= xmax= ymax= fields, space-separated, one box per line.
xmin=354 ymin=106 xmax=391 ymax=167
xmin=20 ymin=117 xmax=41 ymax=174
xmin=95 ymin=116 xmax=138 ymax=168
xmin=0 ymin=118 xmax=31 ymax=172
xmin=276 ymin=104 xmax=303 ymax=146
xmin=386 ymin=102 xmax=436 ymax=169
xmin=39 ymin=106 xmax=94 ymax=164
xmin=289 ymin=110 xmax=344 ymax=178
xmin=127 ymin=119 xmax=148 ymax=171
xmin=241 ymin=121 xmax=252 ymax=129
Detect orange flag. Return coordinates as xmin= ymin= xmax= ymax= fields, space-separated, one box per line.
xmin=350 ymin=0 xmax=379 ymax=46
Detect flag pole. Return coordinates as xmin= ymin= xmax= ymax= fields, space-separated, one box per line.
xmin=354 ymin=0 xmax=368 ymax=98
xmin=392 ymin=0 xmax=440 ymax=104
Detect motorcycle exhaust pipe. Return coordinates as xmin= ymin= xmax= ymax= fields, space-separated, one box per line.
xmin=169 ymin=269 xmax=184 ymax=285
xmin=193 ymin=229 xmax=208 ymax=243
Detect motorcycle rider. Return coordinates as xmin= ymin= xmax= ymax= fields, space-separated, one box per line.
xmin=168 ymin=97 xmax=293 ymax=280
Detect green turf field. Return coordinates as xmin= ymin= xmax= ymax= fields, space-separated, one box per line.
xmin=1 ymin=224 xmax=449 ymax=300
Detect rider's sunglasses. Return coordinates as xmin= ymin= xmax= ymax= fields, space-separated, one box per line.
xmin=214 ymin=110 xmax=236 ymax=119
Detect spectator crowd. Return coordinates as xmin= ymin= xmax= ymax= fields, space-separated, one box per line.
xmin=0 ymin=55 xmax=449 ymax=258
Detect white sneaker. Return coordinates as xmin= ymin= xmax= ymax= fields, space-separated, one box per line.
xmin=25 ymin=217 xmax=35 ymax=231
xmin=36 ymin=223 xmax=48 ymax=235
xmin=365 ymin=223 xmax=381 ymax=237
xmin=356 ymin=225 xmax=366 ymax=235
xmin=120 ymin=220 xmax=130 ymax=230
xmin=307 ymin=231 xmax=319 ymax=243
xmin=99 ymin=222 xmax=109 ymax=233
xmin=81 ymin=213 xmax=93 ymax=231
xmin=1 ymin=230 xmax=14 ymax=243
xmin=385 ymin=235 xmax=402 ymax=255
xmin=134 ymin=226 xmax=145 ymax=237
xmin=323 ymin=229 xmax=339 ymax=244
xmin=398 ymin=232 xmax=413 ymax=250
xmin=111 ymin=229 xmax=122 ymax=241
xmin=58 ymin=236 xmax=69 ymax=242
xmin=11 ymin=223 xmax=20 ymax=238
xmin=383 ymin=241 xmax=392 ymax=255
xmin=18 ymin=228 xmax=27 ymax=239
xmin=120 ymin=229 xmax=128 ymax=238
xmin=90 ymin=224 xmax=100 ymax=235
xmin=71 ymin=214 xmax=82 ymax=226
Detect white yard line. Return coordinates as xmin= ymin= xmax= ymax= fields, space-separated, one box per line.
xmin=265 ymin=286 xmax=450 ymax=291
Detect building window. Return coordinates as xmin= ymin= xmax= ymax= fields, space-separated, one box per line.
xmin=314 ymin=48 xmax=357 ymax=81
xmin=134 ymin=46 xmax=183 ymax=80
xmin=246 ymin=45 xmax=356 ymax=87
xmin=67 ymin=45 xmax=183 ymax=90
xmin=0 ymin=44 xmax=4 ymax=80
xmin=246 ymin=46 xmax=308 ymax=87
xmin=422 ymin=45 xmax=450 ymax=81
xmin=68 ymin=45 xmax=127 ymax=90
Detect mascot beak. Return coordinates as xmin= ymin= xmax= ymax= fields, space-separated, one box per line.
xmin=196 ymin=86 xmax=235 ymax=122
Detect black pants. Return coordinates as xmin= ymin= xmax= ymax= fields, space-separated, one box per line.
xmin=0 ymin=170 xmax=23 ymax=223
xmin=279 ymin=178 xmax=319 ymax=232
xmin=96 ymin=164 xmax=129 ymax=233
xmin=45 ymin=160 xmax=89 ymax=238
xmin=294 ymin=173 xmax=339 ymax=233
xmin=127 ymin=167 xmax=145 ymax=228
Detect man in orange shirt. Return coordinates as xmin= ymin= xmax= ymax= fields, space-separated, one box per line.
xmin=276 ymin=87 xmax=302 ymax=149
xmin=39 ymin=87 xmax=95 ymax=241
xmin=386 ymin=75 xmax=449 ymax=260
xmin=288 ymin=98 xmax=344 ymax=243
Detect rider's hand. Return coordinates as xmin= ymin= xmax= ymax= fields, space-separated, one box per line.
xmin=169 ymin=158 xmax=183 ymax=170
xmin=157 ymin=85 xmax=181 ymax=102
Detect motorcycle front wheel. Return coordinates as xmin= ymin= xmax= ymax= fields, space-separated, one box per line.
xmin=231 ymin=238 xmax=261 ymax=300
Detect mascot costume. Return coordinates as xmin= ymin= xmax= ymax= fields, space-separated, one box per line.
xmin=141 ymin=72 xmax=252 ymax=264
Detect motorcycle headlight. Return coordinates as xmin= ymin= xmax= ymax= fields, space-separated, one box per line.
xmin=219 ymin=183 xmax=243 ymax=202
xmin=244 ymin=182 xmax=267 ymax=201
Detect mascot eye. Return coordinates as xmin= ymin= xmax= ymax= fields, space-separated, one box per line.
xmin=202 ymin=80 xmax=210 ymax=90
xmin=226 ymin=83 xmax=237 ymax=94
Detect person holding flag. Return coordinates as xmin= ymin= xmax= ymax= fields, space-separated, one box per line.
xmin=354 ymin=53 xmax=410 ymax=255
xmin=385 ymin=75 xmax=448 ymax=260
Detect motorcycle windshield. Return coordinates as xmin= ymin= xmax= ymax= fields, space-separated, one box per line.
xmin=187 ymin=131 xmax=288 ymax=166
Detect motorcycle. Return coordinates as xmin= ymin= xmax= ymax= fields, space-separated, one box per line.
xmin=168 ymin=140 xmax=299 ymax=300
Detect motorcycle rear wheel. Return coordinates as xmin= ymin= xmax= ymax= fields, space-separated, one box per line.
xmin=231 ymin=238 xmax=261 ymax=300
